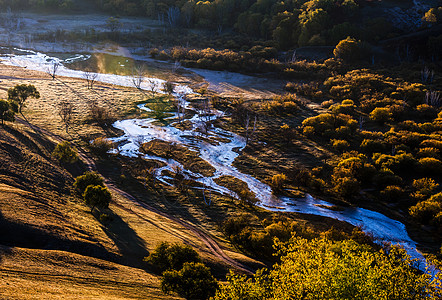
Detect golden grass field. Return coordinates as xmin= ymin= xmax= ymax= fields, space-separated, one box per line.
xmin=0 ymin=64 xmax=264 ymax=299
xmin=0 ymin=63 xmax=364 ymax=299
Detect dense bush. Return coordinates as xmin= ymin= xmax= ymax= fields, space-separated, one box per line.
xmin=90 ymin=137 xmax=113 ymax=157
xmin=215 ymin=237 xmax=442 ymax=299
xmin=73 ymin=171 xmax=104 ymax=195
xmin=271 ymin=174 xmax=287 ymax=193
xmin=161 ymin=262 xmax=218 ymax=300
xmin=144 ymin=242 xmax=201 ymax=273
xmin=52 ymin=141 xmax=78 ymax=164
xmin=83 ymin=185 xmax=111 ymax=212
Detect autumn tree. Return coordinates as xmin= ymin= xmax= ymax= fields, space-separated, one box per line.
xmin=333 ymin=37 xmax=364 ymax=62
xmin=214 ymin=237 xmax=442 ymax=299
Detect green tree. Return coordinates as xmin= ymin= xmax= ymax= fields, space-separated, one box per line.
xmin=106 ymin=16 xmax=121 ymax=33
xmin=73 ymin=171 xmax=104 ymax=195
xmin=0 ymin=99 xmax=15 ymax=125
xmin=7 ymin=84 xmax=40 ymax=117
xmin=83 ymin=185 xmax=111 ymax=212
xmin=145 ymin=242 xmax=201 ymax=273
xmin=161 ymin=262 xmax=218 ymax=300
xmin=52 ymin=141 xmax=78 ymax=164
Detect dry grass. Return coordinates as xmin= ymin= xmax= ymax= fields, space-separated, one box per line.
xmin=213 ymin=175 xmax=250 ymax=197
xmin=141 ymin=139 xmax=216 ymax=177
xmin=0 ymin=246 xmax=178 ymax=300
xmin=0 ymin=64 xmax=145 ymax=141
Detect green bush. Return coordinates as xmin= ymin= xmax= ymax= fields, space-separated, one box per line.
xmin=333 ymin=37 xmax=369 ymax=62
xmin=161 ymin=262 xmax=218 ymax=300
xmin=333 ymin=176 xmax=360 ymax=198
xmin=271 ymin=174 xmax=287 ymax=193
xmin=360 ymin=139 xmax=385 ymax=154
xmin=412 ymin=178 xmax=439 ymax=200
xmin=52 ymin=141 xmax=78 ymax=164
xmin=331 ymin=139 xmax=350 ymax=152
xmin=73 ymin=171 xmax=104 ymax=195
xmin=145 ymin=242 xmax=201 ymax=273
xmin=83 ymin=185 xmax=111 ymax=212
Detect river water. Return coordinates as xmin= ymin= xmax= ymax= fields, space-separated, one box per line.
xmin=0 ymin=48 xmax=433 ymax=272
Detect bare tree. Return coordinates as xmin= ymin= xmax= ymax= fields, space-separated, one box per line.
xmin=244 ymin=112 xmax=250 ymax=144
xmin=47 ymin=61 xmax=60 ymax=79
xmin=83 ymin=70 xmax=98 ymax=89
xmin=167 ymin=7 xmax=180 ymax=27
xmin=147 ymin=78 xmax=158 ymax=93
xmin=162 ymin=81 xmax=175 ymax=95
xmin=176 ymin=94 xmax=186 ymax=124
xmin=58 ymin=100 xmax=74 ymax=133
xmin=421 ymin=67 xmax=434 ymax=83
xmin=243 ymin=112 xmax=258 ymax=144
xmin=425 ymin=91 xmax=441 ymax=107
xmin=358 ymin=116 xmax=365 ymax=130
xmin=131 ymin=64 xmax=145 ymax=90
xmin=172 ymin=61 xmax=181 ymax=73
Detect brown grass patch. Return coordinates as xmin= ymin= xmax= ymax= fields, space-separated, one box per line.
xmin=141 ymin=139 xmax=215 ymax=177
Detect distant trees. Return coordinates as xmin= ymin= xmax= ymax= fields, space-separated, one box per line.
xmin=7 ymin=84 xmax=40 ymax=117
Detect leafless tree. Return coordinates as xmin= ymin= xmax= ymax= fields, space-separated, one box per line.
xmin=167 ymin=7 xmax=180 ymax=27
xmin=131 ymin=64 xmax=145 ymax=90
xmin=172 ymin=61 xmax=181 ymax=73
xmin=358 ymin=116 xmax=365 ymax=130
xmin=244 ymin=112 xmax=258 ymax=144
xmin=162 ymin=81 xmax=175 ymax=95
xmin=176 ymin=94 xmax=186 ymax=124
xmin=425 ymin=91 xmax=441 ymax=107
xmin=47 ymin=61 xmax=60 ymax=79
xmin=83 ymin=70 xmax=98 ymax=89
xmin=421 ymin=67 xmax=434 ymax=83
xmin=58 ymin=100 xmax=74 ymax=133
xmin=147 ymin=78 xmax=158 ymax=93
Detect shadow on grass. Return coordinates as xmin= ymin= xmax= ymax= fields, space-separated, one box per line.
xmin=99 ymin=208 xmax=149 ymax=268
xmin=0 ymin=209 xmax=116 ymax=262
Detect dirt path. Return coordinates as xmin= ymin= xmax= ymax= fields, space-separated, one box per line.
xmin=16 ymin=117 xmax=254 ymax=274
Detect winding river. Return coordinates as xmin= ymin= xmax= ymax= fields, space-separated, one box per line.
xmin=0 ymin=48 xmax=433 ymax=272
